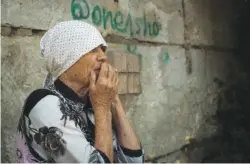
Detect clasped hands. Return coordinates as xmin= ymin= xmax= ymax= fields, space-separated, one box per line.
xmin=89 ymin=63 xmax=120 ymax=111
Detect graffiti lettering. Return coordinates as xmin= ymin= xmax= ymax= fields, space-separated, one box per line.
xmin=163 ymin=52 xmax=169 ymax=64
xmin=126 ymin=44 xmax=140 ymax=56
xmin=71 ymin=0 xmax=162 ymax=38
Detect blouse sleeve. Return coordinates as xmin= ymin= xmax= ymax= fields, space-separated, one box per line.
xmin=113 ymin=134 xmax=144 ymax=163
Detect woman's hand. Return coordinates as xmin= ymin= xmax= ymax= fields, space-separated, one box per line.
xmin=89 ymin=63 xmax=119 ymax=111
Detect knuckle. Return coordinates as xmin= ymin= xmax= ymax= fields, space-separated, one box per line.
xmin=99 ymin=82 xmax=106 ymax=88
xmin=107 ymin=84 xmax=113 ymax=89
xmin=98 ymin=78 xmax=106 ymax=83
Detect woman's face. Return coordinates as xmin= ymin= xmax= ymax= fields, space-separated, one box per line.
xmin=61 ymin=46 xmax=107 ymax=87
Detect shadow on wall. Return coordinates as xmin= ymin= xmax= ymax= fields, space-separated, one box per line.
xmin=145 ymin=71 xmax=250 ymax=162
xmin=181 ymin=0 xmax=250 ymax=162
xmin=182 ymin=75 xmax=250 ymax=162
xmin=145 ymin=0 xmax=250 ymax=162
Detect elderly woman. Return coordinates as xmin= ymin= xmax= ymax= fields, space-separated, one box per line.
xmin=16 ymin=20 xmax=144 ymax=163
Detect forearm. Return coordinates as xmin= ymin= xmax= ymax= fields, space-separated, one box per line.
xmin=94 ymin=106 xmax=113 ymax=162
xmin=112 ymin=98 xmax=141 ymax=149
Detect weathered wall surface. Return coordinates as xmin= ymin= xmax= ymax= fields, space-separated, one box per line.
xmin=1 ymin=0 xmax=184 ymax=44
xmin=1 ymin=0 xmax=239 ymax=162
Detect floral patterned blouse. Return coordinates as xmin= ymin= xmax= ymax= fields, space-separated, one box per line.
xmin=16 ymin=79 xmax=144 ymax=163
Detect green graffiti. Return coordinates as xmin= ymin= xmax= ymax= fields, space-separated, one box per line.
xmin=163 ymin=52 xmax=169 ymax=64
xmin=102 ymin=8 xmax=116 ymax=29
xmin=126 ymin=44 xmax=140 ymax=56
xmin=71 ymin=0 xmax=89 ymax=19
xmin=115 ymin=11 xmax=125 ymax=33
xmin=92 ymin=5 xmax=102 ymax=26
xmin=71 ymin=0 xmax=162 ymax=38
xmin=135 ymin=18 xmax=142 ymax=35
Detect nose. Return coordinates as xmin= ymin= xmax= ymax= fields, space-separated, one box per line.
xmin=97 ymin=55 xmax=107 ymax=63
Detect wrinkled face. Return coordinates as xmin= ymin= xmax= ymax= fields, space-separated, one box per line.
xmin=60 ymin=46 xmax=107 ymax=87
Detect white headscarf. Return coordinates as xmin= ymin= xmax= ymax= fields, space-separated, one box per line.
xmin=40 ymin=20 xmax=107 ymax=86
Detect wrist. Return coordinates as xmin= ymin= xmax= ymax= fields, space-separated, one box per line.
xmin=91 ymin=97 xmax=112 ymax=110
xmin=95 ymin=108 xmax=112 ymax=117
xmin=113 ymin=94 xmax=121 ymax=105
xmin=93 ymin=103 xmax=111 ymax=112
xmin=94 ymin=106 xmax=112 ymax=122
xmin=111 ymin=99 xmax=125 ymax=121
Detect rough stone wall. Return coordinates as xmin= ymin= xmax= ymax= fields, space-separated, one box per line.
xmin=1 ymin=0 xmax=239 ymax=162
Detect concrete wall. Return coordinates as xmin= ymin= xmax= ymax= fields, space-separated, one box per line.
xmin=1 ymin=0 xmax=239 ymax=162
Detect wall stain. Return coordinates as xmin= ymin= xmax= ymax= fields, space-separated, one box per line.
xmin=185 ymin=50 xmax=192 ymax=75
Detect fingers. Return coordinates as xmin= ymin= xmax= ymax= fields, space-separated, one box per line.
xmin=110 ymin=67 xmax=118 ymax=91
xmin=114 ymin=71 xmax=119 ymax=90
xmin=108 ymin=64 xmax=114 ymax=79
xmin=99 ymin=63 xmax=108 ymax=78
xmin=107 ymin=64 xmax=117 ymax=84
xmin=115 ymin=72 xmax=119 ymax=88
xmin=113 ymin=69 xmax=118 ymax=85
xmin=89 ymin=71 xmax=96 ymax=90
xmin=97 ymin=63 xmax=118 ymax=89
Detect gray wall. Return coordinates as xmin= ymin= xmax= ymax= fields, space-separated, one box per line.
xmin=1 ymin=0 xmax=239 ymax=162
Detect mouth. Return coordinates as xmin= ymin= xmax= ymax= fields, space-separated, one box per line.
xmin=94 ymin=69 xmax=100 ymax=78
xmin=94 ymin=68 xmax=100 ymax=73
xmin=93 ymin=64 xmax=101 ymax=76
